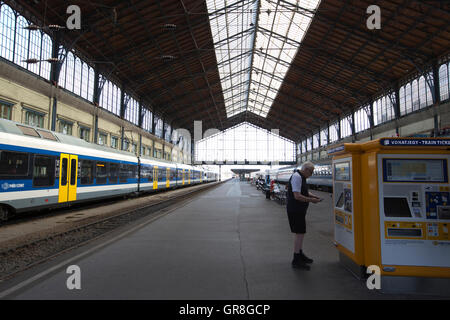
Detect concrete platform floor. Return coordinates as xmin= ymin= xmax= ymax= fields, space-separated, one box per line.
xmin=0 ymin=179 xmax=444 ymax=299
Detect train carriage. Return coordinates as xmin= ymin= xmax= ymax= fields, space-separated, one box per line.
xmin=139 ymin=157 xmax=177 ymax=192
xmin=0 ymin=119 xmax=139 ymax=219
xmin=0 ymin=119 xmax=218 ymax=221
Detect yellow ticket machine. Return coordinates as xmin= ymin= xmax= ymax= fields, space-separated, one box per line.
xmin=329 ymin=138 xmax=450 ymax=294
xmin=327 ymin=144 xmax=365 ymax=277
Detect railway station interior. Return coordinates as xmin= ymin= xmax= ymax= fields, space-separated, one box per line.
xmin=0 ymin=0 xmax=450 ymax=304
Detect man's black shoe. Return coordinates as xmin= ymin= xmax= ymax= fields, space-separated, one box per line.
xmin=292 ymin=253 xmax=311 ymax=270
xmin=300 ymin=251 xmax=313 ymax=264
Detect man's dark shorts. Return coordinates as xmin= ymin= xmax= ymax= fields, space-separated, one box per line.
xmin=287 ymin=209 xmax=307 ymax=234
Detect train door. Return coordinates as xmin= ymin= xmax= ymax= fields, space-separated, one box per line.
xmin=166 ymin=168 xmax=170 ymax=188
xmin=182 ymin=169 xmax=185 ymax=185
xmin=58 ymin=153 xmax=78 ymax=203
xmin=153 ymin=166 xmax=158 ymax=189
xmin=188 ymin=169 xmax=191 ymax=184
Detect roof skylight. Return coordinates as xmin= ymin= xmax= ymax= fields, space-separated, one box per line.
xmin=207 ymin=0 xmax=321 ymax=118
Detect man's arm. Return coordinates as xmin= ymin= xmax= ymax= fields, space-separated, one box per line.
xmin=293 ymin=192 xmax=321 ymax=203
xmin=308 ymin=192 xmax=321 ymax=199
xmin=291 ymin=174 xmax=320 ymax=203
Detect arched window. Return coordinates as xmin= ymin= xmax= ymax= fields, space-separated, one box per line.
xmin=355 ymin=106 xmax=369 ymax=133
xmin=40 ymin=33 xmax=52 ymax=80
xmin=0 ymin=4 xmax=16 ymax=61
xmin=14 ymin=15 xmax=29 ymax=69
xmin=81 ymin=62 xmax=89 ymax=99
xmin=57 ymin=46 xmax=66 ymax=87
xmin=87 ymin=66 xmax=94 ymax=102
xmin=373 ymin=98 xmax=381 ymax=125
xmin=418 ymin=76 xmax=427 ymax=108
xmin=425 ymin=72 xmax=434 ymax=106
xmin=125 ymin=95 xmax=139 ymax=125
xmin=65 ymin=51 xmax=74 ymax=91
xmin=312 ymin=133 xmax=320 ymax=149
xmin=411 ymin=79 xmax=419 ymax=111
xmin=115 ymin=86 xmax=122 ymax=116
xmin=27 ymin=27 xmax=41 ymax=75
xmin=440 ymin=63 xmax=449 ymax=101
xmin=340 ymin=116 xmax=351 ymax=137
xmin=399 ymin=85 xmax=406 ymax=115
xmin=73 ymin=57 xmax=82 ymax=96
xmin=107 ymin=80 xmax=113 ymax=112
xmin=142 ymin=107 xmax=153 ymax=132
xmin=99 ymin=76 xmax=106 ymax=107
xmin=405 ymin=83 xmax=412 ymax=114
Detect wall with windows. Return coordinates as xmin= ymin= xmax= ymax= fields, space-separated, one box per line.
xmin=298 ymin=56 xmax=450 ymax=163
xmin=0 ymin=76 xmax=50 ymax=128
xmin=0 ymin=2 xmax=185 ymax=163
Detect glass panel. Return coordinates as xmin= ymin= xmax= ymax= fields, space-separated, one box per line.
xmin=0 ymin=151 xmax=29 ymax=176
xmin=80 ymin=160 xmax=94 ymax=185
xmin=0 ymin=4 xmax=16 ymax=62
xmin=96 ymin=161 xmax=107 ymax=184
xmin=70 ymin=158 xmax=77 ymax=185
xmin=61 ymin=158 xmax=68 ymax=186
xmin=33 ymin=155 xmax=55 ymax=187
xmin=109 ymin=163 xmax=119 ymax=184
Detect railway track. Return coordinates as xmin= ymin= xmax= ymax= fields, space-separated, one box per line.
xmin=0 ymin=181 xmax=222 ymax=282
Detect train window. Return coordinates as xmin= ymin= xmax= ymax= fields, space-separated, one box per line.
xmin=0 ymin=151 xmax=29 ymax=176
xmin=119 ymin=164 xmax=129 ymax=183
xmin=80 ymin=160 xmax=94 ymax=185
xmin=96 ymin=162 xmax=108 ymax=184
xmin=33 ymin=155 xmax=56 ymax=187
xmin=170 ymin=168 xmax=176 ymax=180
xmin=130 ymin=165 xmax=137 ymax=179
xmin=109 ymin=163 xmax=119 ymax=184
xmin=140 ymin=165 xmax=152 ymax=182
xmin=148 ymin=166 xmax=153 ymax=182
xmin=70 ymin=159 xmax=77 ymax=185
xmin=61 ymin=158 xmax=68 ymax=186
xmin=158 ymin=168 xmax=165 ymax=181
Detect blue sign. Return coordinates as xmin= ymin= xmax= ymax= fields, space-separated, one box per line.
xmin=380 ymin=138 xmax=450 ymax=146
xmin=327 ymin=145 xmax=345 ymax=154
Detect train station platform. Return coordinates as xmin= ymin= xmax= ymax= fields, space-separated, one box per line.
xmin=0 ymin=180 xmax=441 ymax=300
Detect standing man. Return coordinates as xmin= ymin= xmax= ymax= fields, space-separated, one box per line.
xmin=286 ymin=161 xmax=322 ymax=270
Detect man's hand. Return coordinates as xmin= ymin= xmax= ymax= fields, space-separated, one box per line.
xmin=310 ymin=197 xmax=321 ymax=203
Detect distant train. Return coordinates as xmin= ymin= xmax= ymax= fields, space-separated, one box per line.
xmin=0 ymin=119 xmax=218 ymax=221
xmin=255 ymin=163 xmax=332 ymax=192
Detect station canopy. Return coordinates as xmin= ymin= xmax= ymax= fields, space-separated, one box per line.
xmin=8 ymin=0 xmax=450 ymax=142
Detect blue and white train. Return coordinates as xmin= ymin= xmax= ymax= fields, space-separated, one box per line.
xmin=0 ymin=119 xmax=218 ymax=221
xmin=255 ymin=163 xmax=332 ymax=192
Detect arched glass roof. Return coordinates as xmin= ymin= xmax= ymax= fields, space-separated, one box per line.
xmin=207 ymin=0 xmax=321 ymax=118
